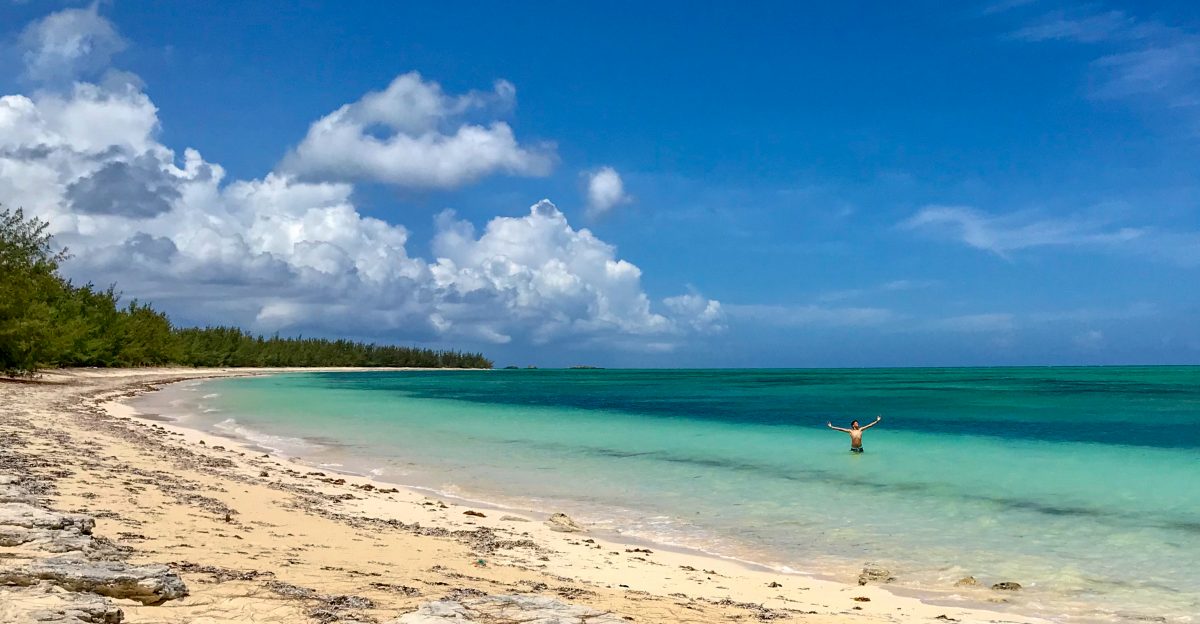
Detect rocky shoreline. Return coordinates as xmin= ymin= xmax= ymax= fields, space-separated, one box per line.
xmin=0 ymin=393 xmax=186 ymax=621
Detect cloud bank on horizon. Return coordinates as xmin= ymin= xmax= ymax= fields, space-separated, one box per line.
xmin=0 ymin=5 xmax=721 ymax=352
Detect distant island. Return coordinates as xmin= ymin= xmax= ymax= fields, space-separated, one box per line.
xmin=569 ymin=365 xmax=604 ymax=369
xmin=0 ymin=208 xmax=492 ymax=375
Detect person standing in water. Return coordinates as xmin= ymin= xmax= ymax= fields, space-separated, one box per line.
xmin=827 ymin=416 xmax=882 ymax=453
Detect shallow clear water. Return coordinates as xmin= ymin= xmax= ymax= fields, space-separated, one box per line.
xmin=134 ymin=367 xmax=1200 ymax=622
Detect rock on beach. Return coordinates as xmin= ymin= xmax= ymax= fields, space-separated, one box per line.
xmin=1 ymin=467 xmax=186 ymax=620
xmin=545 ymin=512 xmax=586 ymax=533
xmin=858 ymin=563 xmax=895 ymax=585
xmin=0 ymin=555 xmax=189 ymax=605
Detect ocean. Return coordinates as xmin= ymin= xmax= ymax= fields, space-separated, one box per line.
xmin=131 ymin=367 xmax=1200 ymax=623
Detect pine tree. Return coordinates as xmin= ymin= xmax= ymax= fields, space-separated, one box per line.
xmin=1 ymin=207 xmax=492 ymax=374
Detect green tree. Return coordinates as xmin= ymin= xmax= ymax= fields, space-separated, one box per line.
xmin=0 ymin=207 xmax=70 ymax=374
xmin=1 ymin=207 xmax=492 ymax=374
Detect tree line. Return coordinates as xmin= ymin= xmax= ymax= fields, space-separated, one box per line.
xmin=0 ymin=207 xmax=492 ymax=374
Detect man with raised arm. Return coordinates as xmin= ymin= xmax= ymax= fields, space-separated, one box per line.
xmin=827 ymin=416 xmax=882 ymax=453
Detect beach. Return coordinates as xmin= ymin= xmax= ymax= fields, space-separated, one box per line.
xmin=0 ymin=368 xmax=1056 ymax=624
xmin=4 ymin=3 xmax=1198 ymax=622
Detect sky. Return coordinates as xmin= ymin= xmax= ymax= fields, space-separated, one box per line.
xmin=1 ymin=1 xmax=1198 ymax=367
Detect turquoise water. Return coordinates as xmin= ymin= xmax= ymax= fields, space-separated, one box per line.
xmin=137 ymin=367 xmax=1200 ymax=622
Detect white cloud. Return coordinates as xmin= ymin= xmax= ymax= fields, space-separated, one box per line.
xmin=584 ymin=166 xmax=631 ymax=217
xmin=903 ymin=204 xmax=1200 ymax=265
xmin=1010 ymin=8 xmax=1200 ymax=118
xmin=982 ymin=0 xmax=1040 ymax=15
xmin=1013 ymin=10 xmax=1134 ymax=44
xmin=0 ymin=10 xmax=718 ymax=352
xmin=663 ymin=292 xmax=725 ymax=333
xmin=280 ymin=72 xmax=555 ymax=188
xmin=1028 ymin=301 xmax=1157 ymax=323
xmin=882 ymin=278 xmax=937 ymax=292
xmin=1095 ymin=41 xmax=1200 ymax=108
xmin=19 ymin=4 xmax=125 ymax=83
xmin=900 ymin=205 xmax=1153 ymax=257
xmin=816 ymin=278 xmax=937 ymax=303
xmin=928 ymin=313 xmax=1015 ymax=333
xmin=724 ymin=303 xmax=894 ymax=328
xmin=429 ymin=199 xmax=698 ymax=344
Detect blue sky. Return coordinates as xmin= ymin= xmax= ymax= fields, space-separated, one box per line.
xmin=1 ymin=1 xmax=1198 ymax=367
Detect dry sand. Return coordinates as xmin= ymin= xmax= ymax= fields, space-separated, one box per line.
xmin=0 ymin=368 xmax=1048 ymax=623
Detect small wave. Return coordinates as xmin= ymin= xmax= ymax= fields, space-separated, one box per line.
xmin=369 ymin=468 xmax=385 ymax=477
xmin=202 ymin=408 xmax=220 ymax=413
xmin=202 ymin=393 xmax=221 ymax=399
xmin=211 ymin=418 xmax=322 ymax=455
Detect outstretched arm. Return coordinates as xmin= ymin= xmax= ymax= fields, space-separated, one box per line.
xmin=859 ymin=415 xmax=883 ymax=430
xmin=827 ymin=422 xmax=850 ymax=432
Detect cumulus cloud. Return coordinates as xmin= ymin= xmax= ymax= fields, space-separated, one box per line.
xmin=280 ymin=72 xmax=555 ymax=188
xmin=584 ymin=166 xmax=631 ymax=217
xmin=662 ymin=292 xmax=725 ymax=333
xmin=0 ymin=9 xmax=719 ymax=352
xmin=428 ymin=200 xmax=720 ymax=344
xmin=19 ymin=4 xmax=126 ymax=83
xmin=66 ymin=154 xmax=182 ymax=217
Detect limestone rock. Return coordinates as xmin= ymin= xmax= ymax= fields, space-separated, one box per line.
xmin=0 ymin=526 xmax=123 ymax=560
xmin=1 ymin=484 xmax=35 ymax=504
xmin=391 ymin=594 xmax=624 ymax=623
xmin=0 ymin=503 xmax=95 ymax=535
xmin=0 ymin=555 xmax=188 ymax=605
xmin=954 ymin=576 xmax=978 ymax=587
xmin=0 ymin=526 xmax=90 ymax=550
xmin=857 ymin=563 xmax=895 ymax=585
xmin=545 ymin=513 xmax=585 ymax=533
xmin=991 ymin=581 xmax=1022 ymax=591
xmin=0 ymin=587 xmax=123 ymax=623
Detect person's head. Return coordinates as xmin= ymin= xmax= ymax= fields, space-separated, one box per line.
xmin=851 ymin=420 xmax=860 ymax=429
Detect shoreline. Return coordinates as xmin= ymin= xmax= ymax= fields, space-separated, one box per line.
xmin=128 ymin=374 xmax=974 ymax=595
xmin=127 ymin=374 xmax=866 ymax=584
xmin=120 ymin=370 xmax=1050 ymax=619
xmin=2 ymin=367 xmax=1052 ymax=623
